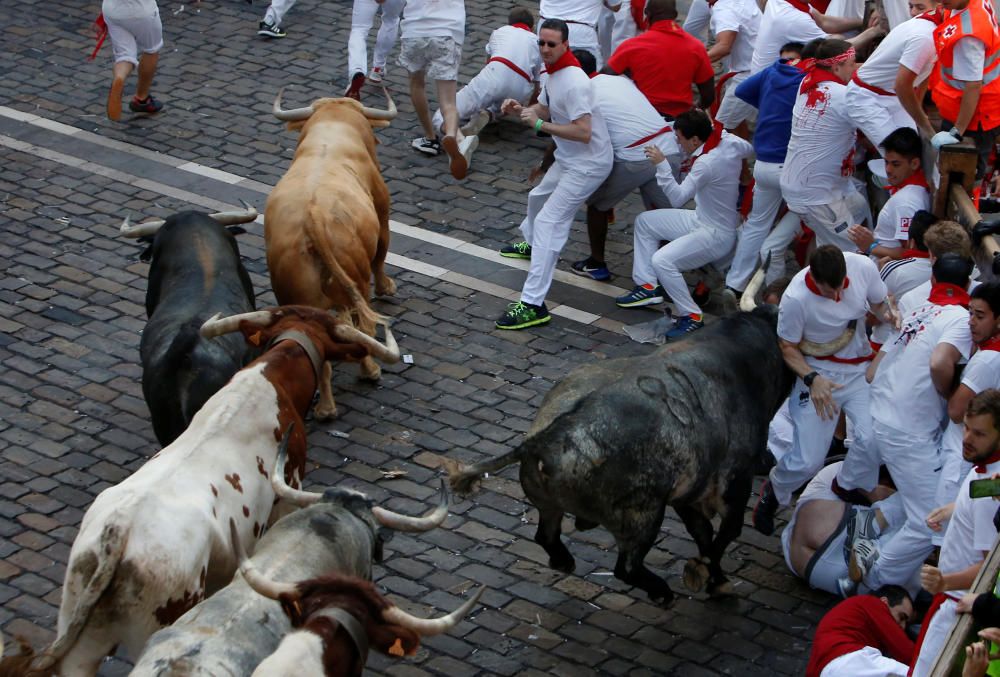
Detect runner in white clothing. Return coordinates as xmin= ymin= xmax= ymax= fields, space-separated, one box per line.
xmin=539 ymin=0 xmax=610 ymax=66
xmin=615 ymin=109 xmax=753 ymax=339
xmin=845 ymin=2 xmax=939 ymax=143
xmin=909 ymin=390 xmax=1000 ymax=677
xmin=431 ymin=8 xmax=542 ymax=139
xmin=750 ymin=0 xmax=827 ymax=74
xmin=780 ymin=39 xmax=872 ymax=253
xmin=102 ymin=0 xmax=164 ymax=120
xmin=495 ymin=20 xmax=614 ymax=330
xmin=707 ymin=0 xmax=761 ymax=133
xmin=857 ymin=254 xmax=975 ymax=595
xmin=847 ymin=127 xmax=931 ymax=259
xmin=344 ymin=0 xmax=406 ymax=98
xmin=753 ymin=248 xmax=896 ymax=536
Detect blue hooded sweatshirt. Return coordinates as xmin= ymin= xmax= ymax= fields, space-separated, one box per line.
xmin=735 ymin=59 xmax=806 ymax=164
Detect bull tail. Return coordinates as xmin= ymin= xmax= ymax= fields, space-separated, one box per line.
xmin=441 ymin=447 xmax=527 ymax=496
xmin=40 ymin=521 xmax=128 ymax=670
xmin=305 ymin=203 xmax=380 ymax=333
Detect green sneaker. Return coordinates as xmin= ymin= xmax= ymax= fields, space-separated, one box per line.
xmin=495 ymin=301 xmax=551 ymax=330
xmin=499 ymin=241 xmax=532 ymax=259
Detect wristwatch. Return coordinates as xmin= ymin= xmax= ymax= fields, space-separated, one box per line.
xmin=803 ymin=371 xmax=819 ymax=388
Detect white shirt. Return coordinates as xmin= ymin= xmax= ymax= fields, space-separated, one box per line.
xmin=653 ymin=131 xmax=754 ymax=231
xmin=871 ymin=299 xmax=972 ymax=434
xmin=778 ymin=253 xmax=887 ymax=371
xmin=871 ymin=255 xmax=933 ymax=345
xmin=874 ymin=185 xmax=932 ymax=245
xmin=400 ymin=0 xmax=465 ymax=42
xmin=539 ymin=0 xmax=605 ymax=26
xmin=487 ymin=25 xmax=543 ymax=82
xmin=540 ymin=66 xmax=614 ymax=168
xmin=710 ymin=0 xmax=762 ymax=74
xmin=103 ymin=0 xmax=158 ymax=20
xmin=962 ymin=348 xmax=1000 ymax=394
xmin=684 ymin=0 xmax=713 ymax=42
xmin=883 ymin=0 xmax=913 ymax=30
xmin=750 ymin=0 xmax=827 ymax=74
xmin=592 ymin=74 xmax=680 ymax=162
xmin=855 ymin=17 xmax=937 ymax=92
xmin=780 ymin=80 xmax=857 ymax=208
xmin=938 ymin=462 xmax=1000 ymax=595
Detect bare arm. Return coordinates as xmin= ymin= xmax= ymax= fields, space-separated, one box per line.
xmin=810 ymin=8 xmax=863 ymax=33
xmin=504 ymin=99 xmax=593 ymax=141
xmin=954 ymin=80 xmax=984 ymax=135
xmin=949 ymin=383 xmax=977 ymax=423
xmin=706 ymin=31 xmax=737 ymax=62
xmin=848 ymin=25 xmax=887 ymax=52
xmin=895 ymin=66 xmax=935 ymax=138
xmin=696 ymin=77 xmax=715 ymax=110
xmin=780 ymin=339 xmax=843 ymax=420
xmin=930 ymin=343 xmax=963 ymax=397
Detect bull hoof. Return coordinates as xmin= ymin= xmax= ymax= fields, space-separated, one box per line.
xmin=376 ymin=278 xmax=397 ymax=297
xmin=648 ymin=584 xmax=676 ymax=607
xmin=314 ymin=403 xmax=339 ymax=420
xmin=549 ymin=553 xmax=575 ymax=573
xmin=575 ymin=516 xmax=599 ymax=531
xmin=359 ymin=363 xmax=382 ymax=381
xmin=682 ymin=557 xmax=710 ymax=592
xmin=708 ymin=578 xmax=735 ymax=598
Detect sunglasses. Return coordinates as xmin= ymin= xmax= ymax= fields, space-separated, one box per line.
xmin=537 ymin=39 xmax=561 ymax=48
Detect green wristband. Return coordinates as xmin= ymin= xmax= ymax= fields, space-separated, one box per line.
xmin=534 ymin=118 xmax=544 ymax=132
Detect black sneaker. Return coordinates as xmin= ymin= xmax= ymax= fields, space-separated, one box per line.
xmin=411 ymin=137 xmax=441 ymax=156
xmin=495 ymin=301 xmax=551 ymax=330
xmin=345 ymin=72 xmax=365 ymax=100
xmin=257 ymin=20 xmax=286 ymax=38
xmin=752 ymin=479 xmax=779 ymax=536
xmin=499 ymin=241 xmax=532 ymax=259
xmin=129 ymin=95 xmax=164 ymax=114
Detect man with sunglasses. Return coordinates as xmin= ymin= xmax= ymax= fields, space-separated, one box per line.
xmin=494 ymin=19 xmax=613 ymax=330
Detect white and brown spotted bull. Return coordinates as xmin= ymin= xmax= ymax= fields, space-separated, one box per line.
xmin=444 ymin=270 xmax=854 ymax=605
xmin=265 ymin=88 xmax=398 ymax=419
xmin=4 ymin=306 xmax=398 ymax=677
xmin=131 ymin=442 xmax=451 ymax=676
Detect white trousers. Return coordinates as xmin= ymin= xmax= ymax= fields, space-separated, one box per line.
xmin=760 ymin=210 xmax=802 ymax=285
xmin=865 ymin=420 xmax=941 ymax=592
xmin=820 ymin=646 xmax=910 ymax=677
xmin=632 ymin=209 xmax=736 ymax=317
xmin=845 ymin=82 xmax=917 ymax=149
xmin=790 ymin=185 xmax=871 ymax=253
xmin=727 ymin=160 xmax=785 ymax=291
xmin=770 ymin=367 xmax=874 ymax=506
xmin=520 ymin=160 xmax=612 ymax=305
xmin=264 ymin=0 xmax=296 ymax=27
xmin=598 ymin=6 xmax=616 ymax=63
xmin=910 ymin=598 xmax=958 ymax=677
xmin=348 ymin=0 xmax=405 ymax=77
xmin=432 ymin=63 xmax=533 ymax=131
xmin=611 ymin=2 xmax=638 ymax=52
xmin=716 ymin=72 xmax=758 ymax=129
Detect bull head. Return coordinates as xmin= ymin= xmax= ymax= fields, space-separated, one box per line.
xmin=229 ymin=519 xmax=483 ymax=635
xmin=199 ymin=308 xmax=400 ymax=364
xmin=271 ymin=441 xmax=449 ymax=532
xmin=119 ymin=201 xmax=258 ymax=239
xmin=272 ymin=87 xmax=398 ymax=126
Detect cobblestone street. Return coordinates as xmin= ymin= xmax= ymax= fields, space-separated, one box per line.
xmin=1 ymin=0 xmax=835 ymax=673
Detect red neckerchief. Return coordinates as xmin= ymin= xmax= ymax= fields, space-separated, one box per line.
xmin=89 ymin=13 xmax=108 ymax=61
xmin=900 ymin=248 xmax=930 ymax=259
xmin=512 ymin=23 xmax=533 ymax=31
xmin=631 ymin=0 xmax=649 ymax=31
xmin=928 ymin=282 xmax=970 ymax=307
xmin=886 ymin=169 xmax=930 ymax=195
xmin=679 ymin=122 xmax=725 ymax=173
xmin=545 ymin=49 xmax=582 ymax=74
xmin=805 ymin=272 xmax=850 ymax=301
xmin=785 ymin=0 xmax=812 ymax=14
xmin=917 ymin=7 xmax=944 ymax=23
xmin=974 ymin=450 xmax=1000 ymax=473
xmin=799 ymin=67 xmax=844 ymax=95
xmin=979 ymin=334 xmax=1000 ymax=352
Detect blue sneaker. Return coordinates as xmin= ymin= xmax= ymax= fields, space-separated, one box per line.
xmin=664 ymin=315 xmax=704 ymax=340
xmin=571 ymin=258 xmax=611 ymax=281
xmin=615 ymin=284 xmax=666 ymax=308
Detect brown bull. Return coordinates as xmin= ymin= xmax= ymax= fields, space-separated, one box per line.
xmin=265 ymin=89 xmax=398 ymax=419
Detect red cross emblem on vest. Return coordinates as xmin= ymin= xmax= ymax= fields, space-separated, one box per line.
xmin=943 ymin=24 xmax=958 ymax=38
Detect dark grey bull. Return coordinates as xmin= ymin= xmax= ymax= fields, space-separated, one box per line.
xmin=131 ymin=437 xmax=449 ymax=676
xmin=447 ymin=293 xmax=799 ymax=604
xmin=122 ymin=206 xmax=259 ymax=446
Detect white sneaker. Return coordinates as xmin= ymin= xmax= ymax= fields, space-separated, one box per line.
xmin=459 ymin=134 xmax=478 ymax=166
xmin=849 ymin=537 xmax=879 ymax=583
xmin=460 ymin=110 xmax=491 ymax=137
xmin=368 ymin=66 xmax=385 ymax=83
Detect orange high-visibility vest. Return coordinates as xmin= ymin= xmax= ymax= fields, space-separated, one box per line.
xmin=930 ymin=0 xmax=1000 ymax=130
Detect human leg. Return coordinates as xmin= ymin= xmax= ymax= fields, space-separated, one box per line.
xmin=910 ymin=599 xmax=958 ymax=677
xmin=263 ymin=0 xmax=296 ymax=29
xmin=372 ymin=0 xmax=404 ymax=74
xmin=760 ymin=211 xmax=802 ymax=284
xmin=408 ymin=70 xmax=436 ymax=140
xmin=834 ymin=372 xmax=879 ymax=493
xmin=727 ymin=160 xmax=784 ymax=292
xmin=650 ymin=225 xmax=734 ymax=317
xmin=348 ymin=0 xmax=379 ymax=79
xmin=631 ymin=209 xmax=699 ymax=287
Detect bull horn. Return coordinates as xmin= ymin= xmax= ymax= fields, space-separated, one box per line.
xmin=382 ymin=586 xmax=485 ymax=636
xmin=120 ymin=215 xmax=167 ymax=239
xmin=273 ymin=87 xmax=315 ymax=122
xmin=360 ymin=86 xmax=398 ymax=121
xmin=209 ymin=200 xmax=258 ymax=226
xmin=200 ymin=310 xmax=275 ymax=338
xmin=333 ymin=323 xmax=400 ymax=363
xmin=372 ymin=478 xmax=449 ymax=532
xmin=230 ymin=518 xmax=300 ymax=600
xmin=271 ymin=426 xmax=323 ymax=507
xmin=799 ymin=325 xmax=856 ymax=357
xmin=739 ymin=251 xmax=773 ymax=312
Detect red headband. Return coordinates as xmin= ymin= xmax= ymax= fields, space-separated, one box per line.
xmin=815 ymin=47 xmax=855 ymax=68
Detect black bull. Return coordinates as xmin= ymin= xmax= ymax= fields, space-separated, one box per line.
xmin=447 ymin=306 xmax=795 ymax=604
xmin=138 ymin=211 xmax=258 ymax=446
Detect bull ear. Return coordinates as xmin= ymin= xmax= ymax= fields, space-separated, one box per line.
xmin=226 ymin=226 xmax=248 ymax=236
